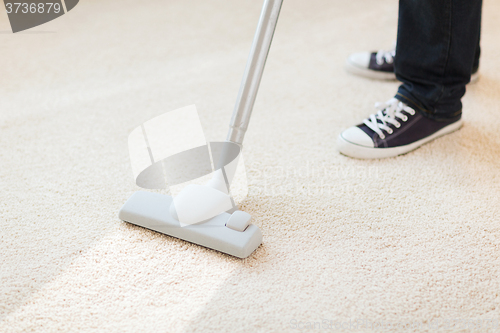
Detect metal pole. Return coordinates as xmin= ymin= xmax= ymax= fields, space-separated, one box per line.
xmin=226 ymin=0 xmax=284 ymax=145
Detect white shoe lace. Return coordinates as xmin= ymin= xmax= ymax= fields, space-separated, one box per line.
xmin=363 ymin=98 xmax=416 ymax=140
xmin=375 ymin=48 xmax=396 ymax=66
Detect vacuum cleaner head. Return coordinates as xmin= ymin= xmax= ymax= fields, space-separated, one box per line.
xmin=119 ymin=0 xmax=284 ymax=259
xmin=119 ymin=191 xmax=262 ymax=258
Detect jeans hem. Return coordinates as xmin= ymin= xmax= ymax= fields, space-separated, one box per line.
xmin=395 ymin=92 xmax=462 ymax=122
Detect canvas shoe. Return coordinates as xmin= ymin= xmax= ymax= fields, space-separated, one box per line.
xmin=337 ymin=98 xmax=463 ymax=159
xmin=346 ymin=48 xmax=480 ymax=83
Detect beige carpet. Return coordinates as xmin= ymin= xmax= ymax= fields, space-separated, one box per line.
xmin=1 ymin=0 xmax=500 ymax=332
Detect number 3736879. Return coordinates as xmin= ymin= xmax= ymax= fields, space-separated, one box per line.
xmin=5 ymin=2 xmax=61 ymax=14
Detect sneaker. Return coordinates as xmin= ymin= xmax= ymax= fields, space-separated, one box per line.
xmin=345 ymin=48 xmax=480 ymax=83
xmin=337 ymin=98 xmax=463 ymax=159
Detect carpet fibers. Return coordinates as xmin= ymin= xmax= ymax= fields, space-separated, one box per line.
xmin=1 ymin=0 xmax=500 ymax=332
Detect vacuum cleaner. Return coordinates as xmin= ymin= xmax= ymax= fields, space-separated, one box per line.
xmin=118 ymin=0 xmax=284 ymax=258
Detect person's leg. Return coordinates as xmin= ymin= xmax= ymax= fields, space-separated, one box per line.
xmin=394 ymin=0 xmax=482 ymax=120
xmin=473 ymin=12 xmax=481 ymax=74
xmin=337 ymin=0 xmax=482 ymax=159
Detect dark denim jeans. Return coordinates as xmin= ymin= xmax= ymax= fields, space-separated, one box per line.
xmin=394 ymin=0 xmax=482 ymax=120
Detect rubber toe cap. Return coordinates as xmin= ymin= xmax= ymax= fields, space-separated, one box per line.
xmin=347 ymin=52 xmax=371 ymax=69
xmin=340 ymin=126 xmax=374 ymax=148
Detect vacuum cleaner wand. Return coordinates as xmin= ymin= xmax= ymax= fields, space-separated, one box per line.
xmin=119 ymin=0 xmax=284 ymax=258
xmin=227 ymin=0 xmax=283 ymax=145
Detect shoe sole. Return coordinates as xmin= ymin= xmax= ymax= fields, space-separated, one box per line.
xmin=470 ymin=72 xmax=480 ymax=83
xmin=345 ymin=60 xmax=398 ymax=81
xmin=345 ymin=60 xmax=480 ymax=84
xmin=337 ymin=119 xmax=463 ymax=159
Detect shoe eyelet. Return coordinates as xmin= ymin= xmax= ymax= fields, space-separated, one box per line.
xmin=379 ymin=134 xmax=385 ymax=139
xmin=395 ymin=122 xmax=401 ymax=128
xmin=387 ymin=129 xmax=393 ymax=134
xmin=402 ymin=116 xmax=408 ymax=121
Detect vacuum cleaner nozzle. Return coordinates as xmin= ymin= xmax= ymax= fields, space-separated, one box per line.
xmin=119 ymin=191 xmax=262 ymax=258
